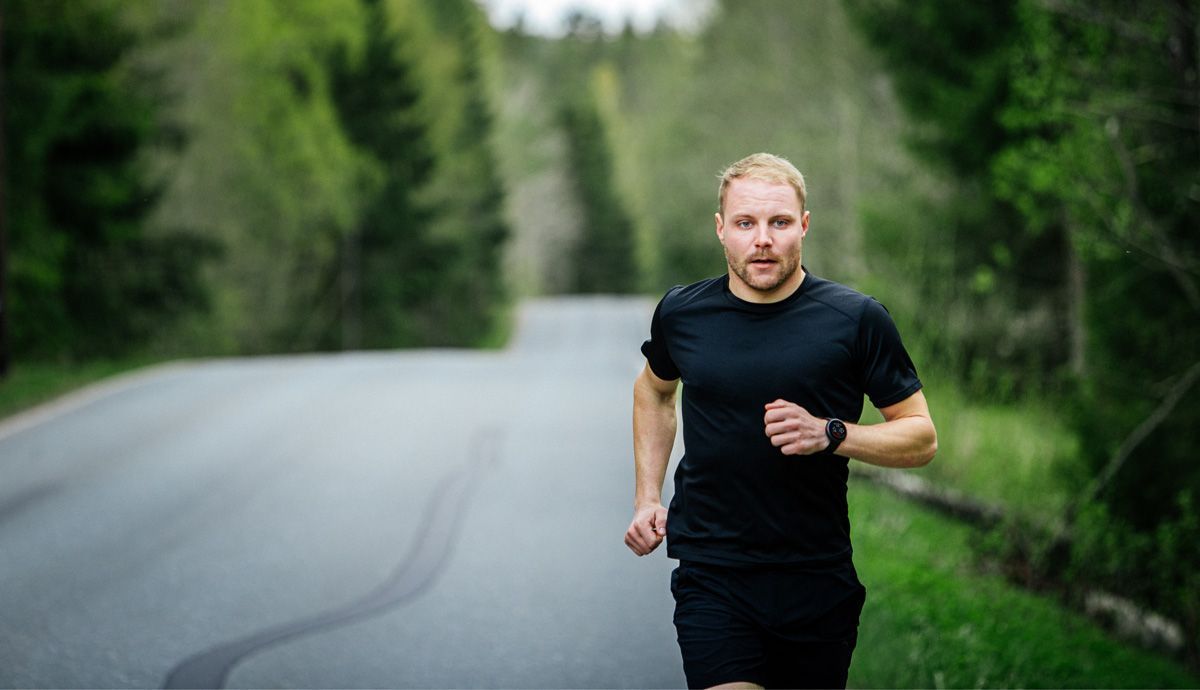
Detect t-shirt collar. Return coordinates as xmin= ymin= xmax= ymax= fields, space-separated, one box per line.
xmin=722 ymin=266 xmax=813 ymax=312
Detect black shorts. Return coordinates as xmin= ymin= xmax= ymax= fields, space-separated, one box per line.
xmin=670 ymin=560 xmax=866 ymax=689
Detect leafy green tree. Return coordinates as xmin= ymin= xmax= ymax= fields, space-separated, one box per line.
xmin=848 ymin=0 xmax=1200 ymax=666
xmin=2 ymin=0 xmax=212 ymax=361
xmin=846 ymin=0 xmax=1077 ymax=391
xmin=141 ymin=0 xmax=511 ymax=353
xmin=987 ymin=1 xmax=1200 ymax=529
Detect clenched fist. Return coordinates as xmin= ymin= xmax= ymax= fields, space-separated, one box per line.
xmin=625 ymin=503 xmax=667 ymax=556
xmin=764 ymin=399 xmax=831 ymax=456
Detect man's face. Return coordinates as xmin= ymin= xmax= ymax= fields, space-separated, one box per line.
xmin=715 ymin=177 xmax=810 ymax=302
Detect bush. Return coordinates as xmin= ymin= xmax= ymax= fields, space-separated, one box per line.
xmin=975 ymin=490 xmax=1200 ymax=671
xmin=1068 ymin=492 xmax=1200 ymax=669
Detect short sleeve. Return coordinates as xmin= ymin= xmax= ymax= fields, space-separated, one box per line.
xmin=640 ymin=290 xmax=681 ymax=381
xmin=856 ymin=298 xmax=922 ymax=408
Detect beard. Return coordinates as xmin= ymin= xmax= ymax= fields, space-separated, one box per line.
xmin=726 ymin=247 xmax=801 ymax=294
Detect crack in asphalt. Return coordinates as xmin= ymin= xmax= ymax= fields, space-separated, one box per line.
xmin=161 ymin=428 xmax=502 ymax=689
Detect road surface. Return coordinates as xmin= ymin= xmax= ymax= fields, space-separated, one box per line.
xmin=0 ymin=297 xmax=685 ymax=689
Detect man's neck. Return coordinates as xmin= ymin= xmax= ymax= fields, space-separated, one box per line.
xmin=727 ymin=268 xmax=807 ymax=304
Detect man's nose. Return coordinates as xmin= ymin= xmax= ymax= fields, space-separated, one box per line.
xmin=753 ymin=224 xmax=773 ymax=247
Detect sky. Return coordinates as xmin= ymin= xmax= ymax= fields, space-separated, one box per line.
xmin=477 ymin=0 xmax=713 ymax=36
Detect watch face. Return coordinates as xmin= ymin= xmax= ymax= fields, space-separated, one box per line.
xmin=829 ymin=419 xmax=847 ymax=440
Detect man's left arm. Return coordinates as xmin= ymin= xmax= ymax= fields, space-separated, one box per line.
xmin=764 ymin=390 xmax=937 ymax=468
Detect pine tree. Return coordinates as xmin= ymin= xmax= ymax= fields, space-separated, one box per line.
xmin=3 ymin=0 xmax=212 ymax=360
xmin=329 ymin=0 xmax=435 ymax=349
xmin=560 ymin=88 xmax=637 ymax=294
xmin=412 ymin=0 xmax=511 ymax=346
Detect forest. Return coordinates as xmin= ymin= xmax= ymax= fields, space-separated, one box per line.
xmin=2 ymin=0 xmax=1198 ymax=683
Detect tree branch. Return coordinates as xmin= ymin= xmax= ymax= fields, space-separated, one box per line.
xmin=1071 ymin=171 xmax=1197 ymax=281
xmin=1070 ymin=359 xmax=1200 ymax=517
xmin=1037 ymin=0 xmax=1161 ymax=44
xmin=1106 ymin=117 xmax=1200 ymax=312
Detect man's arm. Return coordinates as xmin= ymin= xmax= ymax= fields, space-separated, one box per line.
xmin=763 ymin=390 xmax=937 ymax=468
xmin=625 ymin=363 xmax=679 ymax=556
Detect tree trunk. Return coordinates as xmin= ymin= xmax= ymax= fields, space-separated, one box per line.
xmin=340 ymin=231 xmax=361 ymax=350
xmin=1066 ymin=225 xmax=1086 ymax=378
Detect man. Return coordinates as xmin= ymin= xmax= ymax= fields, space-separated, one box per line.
xmin=625 ymin=152 xmax=936 ymax=689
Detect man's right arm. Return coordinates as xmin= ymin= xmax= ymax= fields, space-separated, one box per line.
xmin=625 ymin=363 xmax=679 ymax=556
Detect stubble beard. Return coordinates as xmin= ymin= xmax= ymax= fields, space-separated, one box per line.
xmin=726 ymin=247 xmax=801 ymax=294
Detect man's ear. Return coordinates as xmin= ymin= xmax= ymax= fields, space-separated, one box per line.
xmin=715 ymin=212 xmax=724 ymax=241
xmin=800 ymin=210 xmax=810 ymax=238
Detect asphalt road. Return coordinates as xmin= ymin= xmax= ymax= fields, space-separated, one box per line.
xmin=0 ymin=297 xmax=685 ymax=689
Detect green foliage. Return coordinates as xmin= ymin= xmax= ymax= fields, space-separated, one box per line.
xmin=863 ymin=374 xmax=1083 ymax=520
xmin=559 ymin=70 xmax=637 ymax=294
xmin=327 ymin=0 xmax=435 ymax=349
xmin=846 ymin=0 xmax=1018 ymax=175
xmin=2 ymin=0 xmax=514 ymax=363
xmin=974 ymin=487 xmax=1200 ymax=670
xmin=1068 ymin=492 xmax=1200 ymax=667
xmin=850 ymin=484 xmax=1199 ymax=688
xmin=848 ymin=0 xmax=1200 ymax=668
xmin=138 ymin=0 xmax=510 ymax=353
xmin=989 ymin=1 xmax=1200 ymax=530
xmin=845 ymin=0 xmax=1078 ymax=394
xmin=848 ymin=0 xmax=1200 ymax=521
xmin=0 ymin=355 xmax=161 ymax=420
xmin=406 ymin=0 xmax=511 ymax=346
xmin=3 ymin=0 xmax=213 ymax=360
xmin=490 ymin=20 xmax=646 ymax=295
xmin=146 ymin=0 xmax=368 ymax=354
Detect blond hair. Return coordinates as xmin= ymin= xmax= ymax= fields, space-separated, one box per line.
xmin=717 ymin=152 xmax=807 ymax=215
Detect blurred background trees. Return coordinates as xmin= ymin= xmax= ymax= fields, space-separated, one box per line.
xmin=558 ymin=66 xmax=637 ymax=294
xmin=1 ymin=0 xmax=509 ymax=360
xmin=3 ymin=0 xmax=212 ymax=361
xmin=2 ymin=0 xmax=1197 ymax=672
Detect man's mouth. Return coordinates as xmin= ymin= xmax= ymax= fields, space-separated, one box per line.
xmin=749 ymin=258 xmax=777 ymax=266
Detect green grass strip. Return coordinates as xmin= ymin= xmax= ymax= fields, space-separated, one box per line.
xmin=848 ymin=483 xmax=1197 ymax=688
xmin=0 ymin=358 xmax=162 ymax=422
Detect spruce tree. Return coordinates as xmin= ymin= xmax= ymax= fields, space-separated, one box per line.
xmin=3 ymin=0 xmax=211 ymax=360
xmin=330 ymin=0 xmax=435 ymax=349
xmin=560 ymin=91 xmax=637 ymax=294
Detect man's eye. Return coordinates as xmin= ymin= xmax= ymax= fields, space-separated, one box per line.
xmin=737 ymin=220 xmax=753 ymax=229
xmin=773 ymin=219 xmax=790 ymax=228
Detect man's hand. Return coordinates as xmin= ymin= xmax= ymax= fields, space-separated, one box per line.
xmin=625 ymin=503 xmax=667 ymax=556
xmin=764 ymin=399 xmax=829 ymax=455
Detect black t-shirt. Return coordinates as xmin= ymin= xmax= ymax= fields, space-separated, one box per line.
xmin=641 ymin=270 xmax=922 ymax=568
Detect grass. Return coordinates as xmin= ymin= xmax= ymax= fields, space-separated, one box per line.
xmin=860 ymin=375 xmax=1082 ymax=521
xmin=0 ymin=357 xmax=163 ymax=422
xmin=848 ymin=483 xmax=1198 ymax=688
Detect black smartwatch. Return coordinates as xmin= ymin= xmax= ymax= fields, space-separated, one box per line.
xmin=824 ymin=418 xmax=847 ymax=455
